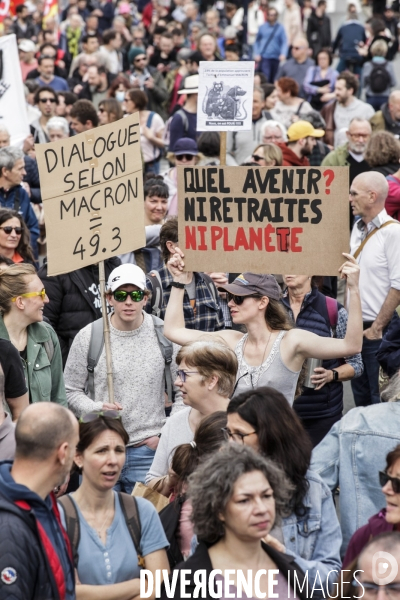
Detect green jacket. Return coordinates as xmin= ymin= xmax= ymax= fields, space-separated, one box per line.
xmin=0 ymin=315 xmax=67 ymax=406
xmin=321 ymin=143 xmax=350 ymax=167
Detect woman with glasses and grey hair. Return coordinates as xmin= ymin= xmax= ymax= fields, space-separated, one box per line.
xmin=224 ymin=386 xmax=342 ymax=598
xmin=160 ymin=443 xmax=308 ymax=600
xmin=58 ymin=411 xmax=170 ymax=598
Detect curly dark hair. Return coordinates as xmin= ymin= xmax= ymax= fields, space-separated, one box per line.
xmin=188 ymin=443 xmax=293 ymax=544
xmin=0 ymin=209 xmax=35 ymax=264
xmin=227 ymin=387 xmax=312 ymax=516
xmin=364 ymin=131 xmax=400 ymax=167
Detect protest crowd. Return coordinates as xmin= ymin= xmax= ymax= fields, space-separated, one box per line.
xmin=2 ymin=0 xmax=400 ymax=598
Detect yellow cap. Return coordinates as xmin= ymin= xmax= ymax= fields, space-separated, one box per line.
xmin=287 ymin=120 xmax=325 ymax=142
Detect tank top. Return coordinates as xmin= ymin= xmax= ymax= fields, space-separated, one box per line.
xmin=234 ymin=331 xmax=300 ymax=406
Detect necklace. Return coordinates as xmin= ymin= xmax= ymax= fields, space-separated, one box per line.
xmin=243 ymin=330 xmax=273 ymax=388
xmin=95 ymin=508 xmax=112 ymax=538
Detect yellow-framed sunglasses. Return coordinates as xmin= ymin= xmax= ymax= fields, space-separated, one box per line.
xmin=11 ymin=289 xmax=46 ymax=302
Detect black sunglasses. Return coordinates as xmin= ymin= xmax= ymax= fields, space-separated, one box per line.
xmin=113 ymin=289 xmax=145 ymax=302
xmin=39 ymin=97 xmax=56 ymax=103
xmin=176 ymin=154 xmax=195 ymax=161
xmin=79 ymin=410 xmax=121 ymax=423
xmin=380 ymin=470 xmax=400 ymax=494
xmin=252 ymin=154 xmax=265 ymax=162
xmin=226 ymin=292 xmax=261 ymax=305
xmin=0 ymin=226 xmax=23 ymax=234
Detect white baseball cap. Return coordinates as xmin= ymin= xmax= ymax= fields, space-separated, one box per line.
xmin=107 ymin=264 xmax=146 ymax=292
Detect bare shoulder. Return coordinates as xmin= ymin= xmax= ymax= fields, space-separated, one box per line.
xmin=216 ymin=329 xmax=244 ymax=350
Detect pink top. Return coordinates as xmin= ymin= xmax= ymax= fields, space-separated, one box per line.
xmin=177 ymin=498 xmax=194 ymax=559
xmin=386 ymin=175 xmax=400 ymax=220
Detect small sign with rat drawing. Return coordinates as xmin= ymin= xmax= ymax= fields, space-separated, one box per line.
xmin=197 ymin=61 xmax=255 ymax=132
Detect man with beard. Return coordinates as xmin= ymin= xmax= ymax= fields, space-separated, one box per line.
xmin=78 ymin=64 xmax=109 ymax=109
xmin=0 ymin=403 xmax=78 ymax=600
xmin=279 ymin=120 xmax=325 ymax=167
xmin=370 ymin=90 xmax=400 ymax=138
xmin=322 ymin=118 xmax=372 ymax=184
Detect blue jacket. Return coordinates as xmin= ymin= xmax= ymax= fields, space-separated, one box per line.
xmin=311 ymin=402 xmax=400 ymax=555
xmin=333 ymin=21 xmax=366 ymax=60
xmin=282 ymin=470 xmax=342 ymax=598
xmin=281 ymin=288 xmax=343 ymax=420
xmin=24 ymin=156 xmax=41 ymax=204
xmin=0 ymin=185 xmax=39 ymax=257
xmin=253 ymin=22 xmax=288 ymax=59
xmin=0 ymin=461 xmax=75 ymax=600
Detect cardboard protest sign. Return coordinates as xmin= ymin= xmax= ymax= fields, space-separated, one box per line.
xmin=36 ymin=113 xmax=145 ymax=276
xmin=197 ymin=61 xmax=255 ymax=131
xmin=0 ymin=35 xmax=30 ymax=146
xmin=177 ymin=166 xmax=349 ymax=276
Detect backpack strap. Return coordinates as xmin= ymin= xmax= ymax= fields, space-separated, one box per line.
xmin=118 ymin=492 xmax=145 ymax=568
xmin=147 ymin=270 xmax=163 ymax=317
xmin=175 ymin=109 xmax=189 ymax=135
xmin=200 ymin=273 xmax=218 ymax=305
xmin=85 ymin=318 xmax=105 ymax=400
xmin=151 ymin=314 xmax=174 ymax=404
xmin=325 ymin=296 xmax=338 ymax=338
xmin=57 ymin=495 xmax=80 ymax=568
xmin=146 ymin=111 xmax=155 ymax=128
xmin=295 ymin=100 xmax=305 ymax=116
xmin=43 ymin=338 xmax=55 ymax=362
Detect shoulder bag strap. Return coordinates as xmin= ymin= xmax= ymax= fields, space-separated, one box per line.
xmin=151 ymin=314 xmax=174 ymax=403
xmin=57 ymin=495 xmax=80 ymax=567
xmin=118 ymin=493 xmax=145 ymax=568
xmin=259 ymin=24 xmax=278 ymax=56
xmin=325 ymin=295 xmax=338 ymax=338
xmin=353 ymin=220 xmax=398 ymax=260
xmin=148 ymin=270 xmax=163 ymax=317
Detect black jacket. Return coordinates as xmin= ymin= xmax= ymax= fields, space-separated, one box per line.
xmin=0 ymin=493 xmax=65 ymax=600
xmin=23 ymin=155 xmax=41 ymax=204
xmin=159 ymin=495 xmax=186 ymax=569
xmin=38 ymin=257 xmax=120 ymax=366
xmin=160 ymin=541 xmax=309 ymax=600
xmin=306 ymin=12 xmax=332 ymax=58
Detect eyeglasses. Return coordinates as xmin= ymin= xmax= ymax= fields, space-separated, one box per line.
xmin=39 ymin=97 xmax=56 ymax=103
xmin=292 ymin=46 xmax=305 ymax=50
xmin=352 ymin=580 xmax=400 ymax=599
xmin=79 ymin=410 xmax=121 ymax=423
xmin=11 ymin=288 xmax=46 ymax=302
xmin=252 ymin=154 xmax=265 ymax=162
xmin=348 ymin=133 xmax=369 ymax=139
xmin=134 ymin=37 xmax=144 ymax=41
xmin=175 ymin=154 xmax=195 ymax=161
xmin=226 ymin=292 xmax=261 ymax=305
xmin=379 ymin=470 xmax=400 ymax=494
xmin=113 ymin=290 xmax=145 ymax=302
xmin=176 ymin=369 xmax=199 ymax=382
xmin=221 ymin=427 xmax=257 ymax=444
xmin=0 ymin=226 xmax=23 ymax=234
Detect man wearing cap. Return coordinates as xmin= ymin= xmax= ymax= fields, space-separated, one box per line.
xmin=279 ymin=120 xmax=325 ymax=167
xmin=18 ymin=39 xmax=38 ymax=81
xmin=128 ymin=48 xmax=169 ymax=120
xmin=169 ymin=74 xmax=199 ymax=153
xmin=65 ymin=263 xmax=183 ymax=493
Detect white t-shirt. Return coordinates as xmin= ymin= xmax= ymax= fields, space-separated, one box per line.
xmin=141 ymin=111 xmax=165 ymax=163
xmin=350 ymin=209 xmax=400 ymax=321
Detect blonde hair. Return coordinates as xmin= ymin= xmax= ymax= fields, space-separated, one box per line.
xmin=254 ymin=143 xmax=283 ymax=166
xmin=370 ymin=39 xmax=388 ymax=57
xmin=176 ymin=340 xmax=238 ymax=397
xmin=0 ymin=263 xmax=36 ymax=314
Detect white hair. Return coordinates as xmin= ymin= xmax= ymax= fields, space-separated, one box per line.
xmin=47 ymin=117 xmax=70 ymax=135
xmin=261 ymin=120 xmax=288 ymax=142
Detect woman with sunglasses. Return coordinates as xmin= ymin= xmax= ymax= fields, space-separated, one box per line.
xmin=0 ymin=208 xmax=36 ymax=265
xmin=343 ymin=444 xmax=400 ymax=568
xmin=251 ymin=143 xmax=283 ymax=167
xmin=98 ymin=98 xmax=124 ymax=125
xmin=224 ymin=387 xmax=342 ymax=596
xmin=58 ymin=411 xmax=170 ymax=599
xmin=164 ymin=252 xmax=362 ymax=405
xmin=0 ymin=263 xmax=66 ymax=412
xmin=145 ymin=340 xmax=236 ymax=494
xmin=164 ymin=138 xmax=201 ymax=217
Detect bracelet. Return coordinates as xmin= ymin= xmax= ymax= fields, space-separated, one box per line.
xmin=171 ymin=281 xmax=185 ymax=289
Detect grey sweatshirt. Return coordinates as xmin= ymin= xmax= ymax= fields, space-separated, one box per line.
xmin=64 ymin=312 xmax=183 ymax=444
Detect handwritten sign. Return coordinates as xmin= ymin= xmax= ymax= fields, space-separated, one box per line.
xmin=36 ymin=113 xmax=145 ymax=276
xmin=177 ymin=166 xmax=349 ymax=275
xmin=197 ymin=62 xmax=254 ymax=131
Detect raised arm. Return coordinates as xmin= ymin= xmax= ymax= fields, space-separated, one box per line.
xmin=288 ymin=255 xmax=363 ymax=363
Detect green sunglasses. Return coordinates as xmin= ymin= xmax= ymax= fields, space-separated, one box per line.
xmin=113 ymin=290 xmax=145 ymax=302
xmin=79 ymin=410 xmax=121 ymax=423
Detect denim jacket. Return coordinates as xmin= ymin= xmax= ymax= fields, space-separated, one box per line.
xmin=311 ymin=402 xmax=400 ymax=555
xmin=282 ymin=470 xmax=342 ymax=597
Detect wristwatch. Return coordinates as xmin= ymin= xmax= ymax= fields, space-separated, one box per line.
xmin=171 ymin=281 xmax=185 ymax=289
xmin=331 ymin=369 xmax=339 ymax=381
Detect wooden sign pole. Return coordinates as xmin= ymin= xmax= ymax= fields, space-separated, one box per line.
xmin=220 ymin=131 xmax=227 ymax=166
xmin=98 ymin=260 xmax=115 ymax=403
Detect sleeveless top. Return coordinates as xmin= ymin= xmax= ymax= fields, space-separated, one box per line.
xmin=234 ymin=331 xmax=300 ymax=406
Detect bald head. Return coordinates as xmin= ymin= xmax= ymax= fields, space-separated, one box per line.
xmin=353 ymin=172 xmax=388 ymax=204
xmin=15 ymin=403 xmax=77 ymax=461
xmin=388 ymin=91 xmax=400 ymax=121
